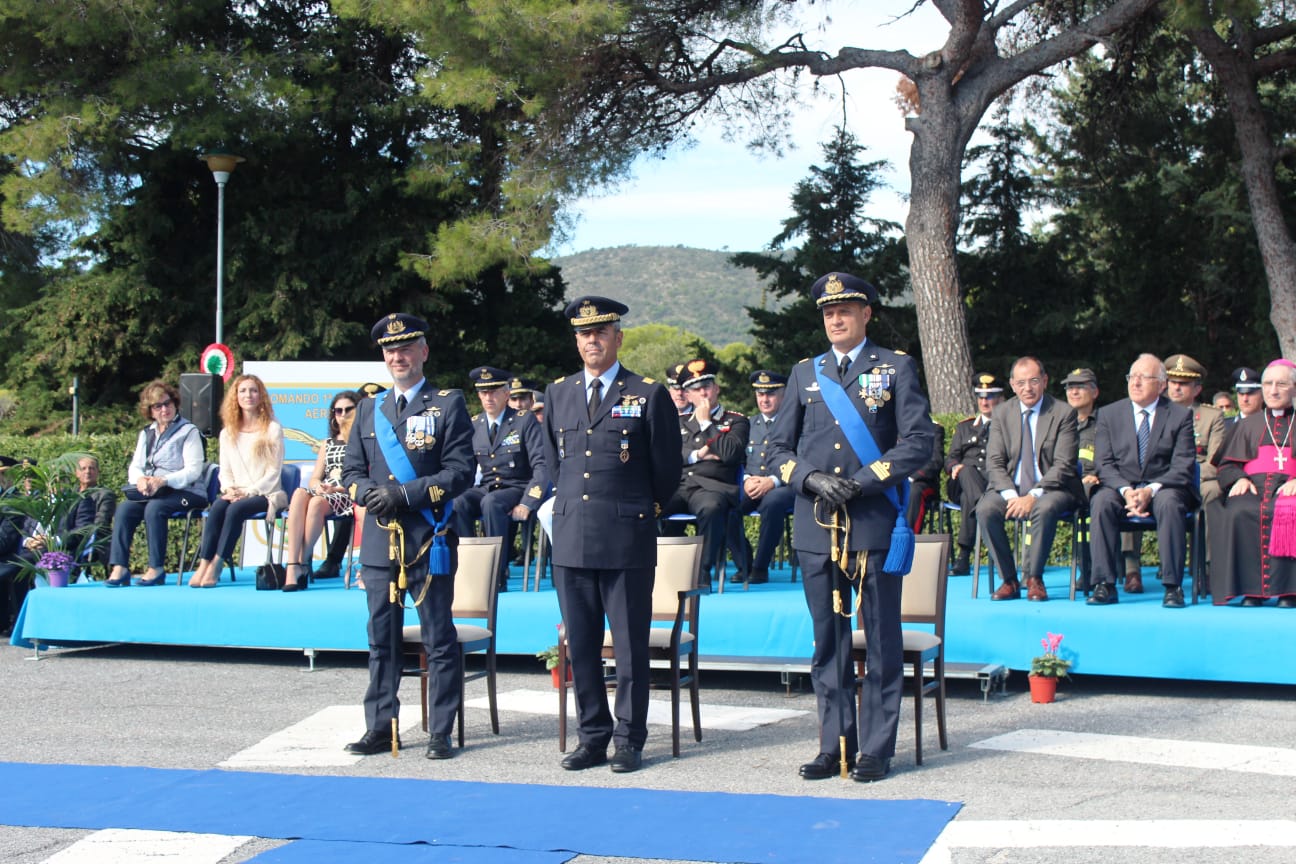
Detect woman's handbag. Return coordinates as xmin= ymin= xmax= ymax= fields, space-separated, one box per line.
xmin=255 ymin=562 xmax=286 ymax=591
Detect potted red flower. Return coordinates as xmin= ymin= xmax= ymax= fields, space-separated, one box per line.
xmin=1028 ymin=631 xmax=1072 ymax=703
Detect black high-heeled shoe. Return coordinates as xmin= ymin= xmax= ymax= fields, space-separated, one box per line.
xmin=282 ymin=563 xmax=307 ymax=592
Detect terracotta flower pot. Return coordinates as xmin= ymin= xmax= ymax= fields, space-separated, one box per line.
xmin=1028 ymin=674 xmax=1058 ymax=703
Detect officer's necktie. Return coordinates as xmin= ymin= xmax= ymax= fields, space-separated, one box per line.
xmin=1018 ymin=408 xmax=1037 ymax=493
xmin=489 ymin=420 xmax=499 ymax=445
xmin=1137 ymin=409 xmax=1151 ymax=467
xmin=837 ymin=354 xmax=851 ymax=384
xmin=587 ymin=378 xmax=603 ymax=422
xmin=396 ymin=394 xmax=408 ymax=415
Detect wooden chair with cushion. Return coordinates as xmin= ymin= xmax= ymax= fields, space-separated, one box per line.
xmin=853 ymin=533 xmax=951 ymax=765
xmin=403 ymin=536 xmax=503 ymax=747
xmin=558 ymin=535 xmax=705 ymax=757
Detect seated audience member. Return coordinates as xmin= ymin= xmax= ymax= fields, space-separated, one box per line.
xmin=508 ymin=377 xmax=538 ymax=414
xmin=1231 ymin=367 xmax=1263 ymax=426
xmin=1213 ymin=391 xmax=1234 ymax=416
xmin=0 ymin=457 xmax=39 ymax=634
xmin=665 ymin=362 xmax=693 ymax=416
xmin=662 ymin=359 xmax=750 ymax=586
xmin=62 ymin=455 xmax=115 ymax=575
xmin=1164 ymin=354 xmax=1226 ymax=507
xmin=945 ymin=373 xmax=1005 ymax=574
xmin=451 ymin=366 xmax=548 ymax=592
xmin=1087 ymin=354 xmax=1197 ymax=608
xmin=1208 ymin=359 xmax=1296 ymax=608
xmin=106 ymin=381 xmax=208 ymax=587
xmin=1061 ymin=368 xmax=1100 ymax=587
xmin=189 ymin=374 xmax=286 ymax=588
xmin=733 ymin=370 xmax=795 ymax=584
xmin=907 ymin=418 xmax=946 ymax=533
xmin=282 ymin=391 xmax=359 ymax=591
xmin=977 ymin=356 xmax=1082 ymax=602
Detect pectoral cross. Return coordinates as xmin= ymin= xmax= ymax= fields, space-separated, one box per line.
xmin=1278 ymin=449 xmax=1288 ymax=472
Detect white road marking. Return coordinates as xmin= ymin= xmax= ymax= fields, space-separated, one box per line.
xmin=220 ymin=704 xmax=424 ymax=768
xmin=42 ymin=828 xmax=253 ymax=864
xmin=971 ymin=728 xmax=1296 ymax=775
xmin=464 ymin=688 xmax=808 ymax=731
xmin=919 ymin=820 xmax=1296 ymax=863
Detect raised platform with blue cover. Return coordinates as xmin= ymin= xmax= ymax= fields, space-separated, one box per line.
xmin=10 ymin=560 xmax=1294 ymax=684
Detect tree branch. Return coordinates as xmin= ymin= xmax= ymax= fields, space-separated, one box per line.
xmin=1254 ymin=46 xmax=1296 ymax=78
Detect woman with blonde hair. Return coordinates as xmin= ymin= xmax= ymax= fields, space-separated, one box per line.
xmin=106 ymin=380 xmax=208 ymax=587
xmin=190 ymin=374 xmax=285 ymax=588
xmin=280 ymin=390 xmax=360 ymax=591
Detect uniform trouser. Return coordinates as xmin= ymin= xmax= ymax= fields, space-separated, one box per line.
xmin=452 ymin=485 xmax=524 ymax=583
xmin=664 ymin=487 xmax=735 ymax=577
xmin=109 ymin=488 xmax=208 ymax=571
xmin=1090 ymin=486 xmax=1190 ymax=587
xmin=975 ymin=490 xmax=1073 ymax=582
xmin=946 ymin=468 xmax=988 ymax=550
xmin=197 ymin=496 xmax=268 ymax=562
xmin=739 ymin=485 xmax=796 ymax=573
xmin=361 ymin=552 xmax=460 ymax=737
xmin=799 ymin=549 xmax=903 ymax=761
xmin=554 ymin=564 xmax=654 ymax=750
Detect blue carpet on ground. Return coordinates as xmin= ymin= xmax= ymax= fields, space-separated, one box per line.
xmin=0 ymin=762 xmax=959 ymax=864
xmin=246 ymin=840 xmax=573 ymax=864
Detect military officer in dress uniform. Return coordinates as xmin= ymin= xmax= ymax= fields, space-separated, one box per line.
xmin=768 ymin=272 xmax=934 ymax=783
xmin=508 ymin=376 xmax=539 ymax=414
xmin=944 ymin=372 xmax=1005 ymax=574
xmin=341 ymin=313 xmax=475 ymax=760
xmin=1231 ymin=366 xmax=1263 ymax=426
xmin=542 ymin=296 xmax=682 ymax=774
xmin=733 ymin=370 xmax=795 ymax=585
xmin=662 ymin=359 xmax=750 ymax=586
xmin=452 ymin=365 xmax=549 ymax=591
xmin=665 ymin=362 xmax=693 ymax=416
xmin=1062 ymin=368 xmax=1101 ymax=590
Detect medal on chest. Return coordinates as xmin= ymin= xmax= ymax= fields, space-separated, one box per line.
xmin=858 ymin=366 xmax=895 ymax=413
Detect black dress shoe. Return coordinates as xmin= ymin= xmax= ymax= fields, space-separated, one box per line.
xmin=850 ymin=754 xmax=891 ymax=783
xmin=1242 ymin=596 xmax=1265 ymax=607
xmin=560 ymin=743 xmax=607 ymax=771
xmin=1279 ymin=597 xmax=1296 ymax=608
xmin=1162 ymin=585 xmax=1185 ymax=608
xmin=1086 ymin=582 xmax=1118 ymax=605
xmin=747 ymin=570 xmax=769 ymax=585
xmin=314 ymin=560 xmax=341 ymax=579
xmin=345 ymin=730 xmax=398 ymax=755
xmin=950 ymin=551 xmax=971 ymax=576
xmin=609 ymin=745 xmax=643 ymax=773
xmin=798 ymin=752 xmax=846 ymax=780
xmin=425 ymin=732 xmax=453 ymax=760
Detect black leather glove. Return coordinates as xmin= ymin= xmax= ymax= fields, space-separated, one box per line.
xmin=803 ymin=471 xmax=860 ymax=508
xmin=363 ymin=484 xmax=407 ymax=518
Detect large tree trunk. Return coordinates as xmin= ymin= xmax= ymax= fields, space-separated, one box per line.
xmin=1189 ymin=27 xmax=1296 ymax=359
xmin=904 ymin=75 xmax=976 ymax=416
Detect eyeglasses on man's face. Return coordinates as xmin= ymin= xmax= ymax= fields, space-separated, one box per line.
xmin=1125 ymin=374 xmax=1163 ymax=383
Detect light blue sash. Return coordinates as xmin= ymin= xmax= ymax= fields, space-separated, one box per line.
xmin=813 ymin=355 xmax=913 ymax=575
xmin=374 ymin=391 xmax=453 ymax=575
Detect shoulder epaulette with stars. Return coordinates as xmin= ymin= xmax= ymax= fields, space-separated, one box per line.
xmin=642 ymin=376 xmax=656 ymax=384
xmin=797 ymin=357 xmax=810 ymax=365
xmin=554 ymin=376 xmax=567 ymax=384
xmin=438 ymin=389 xmax=452 ymax=396
xmin=895 ymin=350 xmax=907 ymax=356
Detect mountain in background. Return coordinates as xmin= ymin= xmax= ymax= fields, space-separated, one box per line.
xmin=551 ymin=245 xmax=783 ymax=347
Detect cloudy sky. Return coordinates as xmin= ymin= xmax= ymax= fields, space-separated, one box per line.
xmin=549 ymin=1 xmax=949 ymax=256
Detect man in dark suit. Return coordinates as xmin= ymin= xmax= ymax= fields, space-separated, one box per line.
xmin=662 ymin=359 xmax=749 ymax=586
xmin=1088 ymin=353 xmax=1198 ymax=608
xmin=342 ymin=313 xmax=475 ymax=759
xmin=734 ymin=370 xmax=795 ymax=585
xmin=976 ymin=356 xmax=1082 ymax=602
xmin=541 ymin=296 xmax=682 ymax=774
xmin=945 ymin=373 xmax=1005 ymax=574
xmin=452 ymin=365 xmax=549 ymax=591
xmin=768 ymin=272 xmax=934 ymax=784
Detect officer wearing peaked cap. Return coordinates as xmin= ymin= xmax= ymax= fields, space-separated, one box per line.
xmin=665 ymin=362 xmax=693 ymax=416
xmin=1164 ymin=354 xmax=1225 ymax=508
xmin=509 ymin=376 xmax=539 ymax=413
xmin=661 ymin=359 xmax=750 ymax=586
xmin=542 ymin=296 xmax=682 ymax=774
xmin=735 ymin=369 xmax=795 ymax=584
xmin=1232 ymin=366 xmax=1263 ymax=425
xmin=341 ymin=312 xmax=475 ymax=760
xmin=945 ymin=372 xmax=1005 ymax=574
xmin=767 ymin=272 xmax=934 ymax=783
xmin=452 ymin=366 xmax=549 ymax=591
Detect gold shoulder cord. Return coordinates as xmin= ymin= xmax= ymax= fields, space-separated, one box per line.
xmin=813 ymin=500 xmax=866 ymax=619
xmin=377 ymin=519 xmax=435 ymax=607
